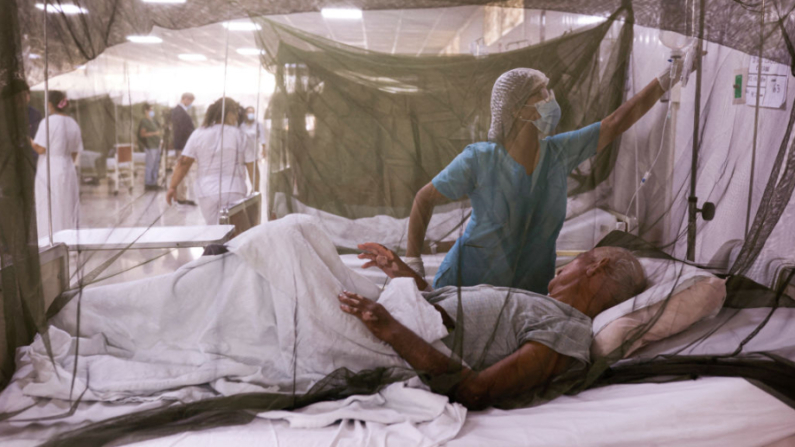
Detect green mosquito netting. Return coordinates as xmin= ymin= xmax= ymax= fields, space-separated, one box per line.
xmin=1 ymin=0 xmax=794 ymax=445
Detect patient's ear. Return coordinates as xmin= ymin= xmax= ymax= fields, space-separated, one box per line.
xmin=586 ymin=256 xmax=609 ymax=277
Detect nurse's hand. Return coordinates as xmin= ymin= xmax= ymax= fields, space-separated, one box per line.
xmin=31 ymin=139 xmax=46 ymax=155
xmin=165 ymin=187 xmax=176 ymax=205
xmin=357 ymin=243 xmax=413 ymax=279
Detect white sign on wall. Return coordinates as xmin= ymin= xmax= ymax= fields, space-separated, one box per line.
xmin=746 ymin=56 xmax=788 ymax=109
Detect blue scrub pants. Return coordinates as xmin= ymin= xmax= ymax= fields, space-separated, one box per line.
xmin=144 ymin=147 xmax=161 ymax=186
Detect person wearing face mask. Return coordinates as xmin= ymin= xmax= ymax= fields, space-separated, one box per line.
xmin=399 ymin=63 xmax=690 ymax=293
xmin=138 ymin=103 xmax=162 ymax=191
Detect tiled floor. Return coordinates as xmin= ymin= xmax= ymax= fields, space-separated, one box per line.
xmin=58 ymin=162 xmax=266 ymax=289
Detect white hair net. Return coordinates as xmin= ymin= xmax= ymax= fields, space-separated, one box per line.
xmin=487 ymin=68 xmax=550 ymax=143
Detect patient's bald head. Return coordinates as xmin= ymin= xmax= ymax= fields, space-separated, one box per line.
xmin=548 ymin=247 xmax=646 ymax=317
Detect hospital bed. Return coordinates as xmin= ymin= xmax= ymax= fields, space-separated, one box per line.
xmin=222 ymin=192 xmax=263 ymax=237
xmin=35 ymin=226 xmax=235 ymax=291
xmin=123 ymin=376 xmax=795 ymax=447
xmin=708 ymin=239 xmax=795 ymax=299
xmin=0 ymin=243 xmax=69 ymax=392
xmin=272 ymin=192 xmax=632 ymax=285
xmin=338 ymin=205 xmax=631 ymax=286
xmin=78 ymin=150 xmax=105 ymax=184
xmin=1 ymin=250 xmax=793 ymax=446
xmin=106 ymin=143 xmax=135 ymax=195
xmin=37 ymin=225 xmax=236 ymax=251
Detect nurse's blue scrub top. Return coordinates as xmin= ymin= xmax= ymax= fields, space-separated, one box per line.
xmin=432 ymin=122 xmax=601 ymax=294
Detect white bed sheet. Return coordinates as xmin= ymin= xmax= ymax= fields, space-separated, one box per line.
xmin=123 ymin=376 xmax=795 ymax=447
xmin=272 ymin=193 xmax=619 ymax=253
xmin=338 ymin=207 xmax=617 ymax=286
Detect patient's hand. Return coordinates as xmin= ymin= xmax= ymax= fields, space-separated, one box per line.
xmin=357 ymin=243 xmax=412 ymax=279
xmin=338 ymin=291 xmax=398 ymax=342
xmin=358 ymin=243 xmax=430 ymax=291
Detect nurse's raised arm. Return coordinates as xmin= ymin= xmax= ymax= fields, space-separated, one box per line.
xmin=597 ymin=48 xmax=700 ymax=153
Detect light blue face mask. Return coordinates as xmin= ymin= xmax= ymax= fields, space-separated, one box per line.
xmin=247 ymin=113 xmax=255 ymax=121
xmin=148 ymin=110 xmax=155 ymax=118
xmin=531 ymin=91 xmax=561 ymax=135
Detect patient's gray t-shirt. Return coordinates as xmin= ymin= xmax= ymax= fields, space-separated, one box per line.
xmin=423 ymin=285 xmax=593 ymax=371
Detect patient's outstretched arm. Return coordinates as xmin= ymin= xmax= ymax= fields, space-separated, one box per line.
xmin=357 ymin=243 xmax=429 ymax=290
xmin=338 ymin=291 xmax=568 ymax=410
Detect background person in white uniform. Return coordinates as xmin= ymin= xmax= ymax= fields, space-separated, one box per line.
xmin=166 ymin=97 xmax=257 ymax=224
xmin=30 ymin=90 xmax=83 ymax=237
xmin=240 ymin=106 xmax=268 ymax=160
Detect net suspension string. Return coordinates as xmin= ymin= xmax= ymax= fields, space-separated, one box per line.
xmin=44 ymin=0 xmax=53 ymax=246
xmin=746 ymin=0 xmax=766 ymax=236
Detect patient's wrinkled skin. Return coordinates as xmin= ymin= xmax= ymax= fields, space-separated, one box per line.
xmin=341 ymin=244 xmax=645 ymax=410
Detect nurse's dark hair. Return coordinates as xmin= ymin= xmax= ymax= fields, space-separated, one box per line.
xmin=142 ymin=102 xmax=153 ymax=112
xmin=48 ymin=90 xmax=68 ymax=111
xmin=202 ymin=97 xmax=239 ymax=128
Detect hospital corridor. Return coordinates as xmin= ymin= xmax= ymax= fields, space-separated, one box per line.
xmin=1 ymin=1 xmax=795 ymax=446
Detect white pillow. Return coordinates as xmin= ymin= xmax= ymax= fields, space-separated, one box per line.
xmin=592 ymin=258 xmax=716 ymax=334
xmin=591 ymin=258 xmax=727 ymax=360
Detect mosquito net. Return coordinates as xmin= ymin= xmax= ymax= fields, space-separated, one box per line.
xmin=1 ymin=0 xmax=795 ymax=445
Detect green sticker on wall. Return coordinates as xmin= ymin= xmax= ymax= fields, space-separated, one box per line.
xmin=734 ymin=74 xmax=743 ymax=98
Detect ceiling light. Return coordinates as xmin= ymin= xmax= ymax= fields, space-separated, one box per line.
xmin=126 ymin=35 xmax=163 ymax=44
xmin=178 ymin=53 xmax=207 ymax=61
xmin=35 ymin=3 xmax=88 ymax=14
xmin=222 ymin=21 xmax=261 ymax=31
xmin=321 ymin=8 xmax=362 ymax=20
xmin=29 ymin=53 xmax=42 ymax=59
xmin=236 ymin=48 xmax=263 ymax=56
xmin=76 ymin=65 xmax=87 ymax=69
xmin=141 ymin=0 xmax=186 ymax=3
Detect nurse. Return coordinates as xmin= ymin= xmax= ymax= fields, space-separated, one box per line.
xmin=166 ymin=97 xmax=257 ymax=224
xmin=30 ymin=90 xmax=83 ymax=237
xmin=404 ymin=63 xmax=689 ymax=293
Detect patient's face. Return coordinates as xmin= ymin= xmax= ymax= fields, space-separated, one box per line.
xmin=547 ymin=251 xmax=595 ymax=296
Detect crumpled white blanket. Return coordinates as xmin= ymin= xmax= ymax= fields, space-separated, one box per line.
xmin=259 ymin=378 xmax=456 ymax=428
xmin=272 ymin=192 xmax=470 ymax=251
xmin=0 ymin=215 xmax=465 ymax=444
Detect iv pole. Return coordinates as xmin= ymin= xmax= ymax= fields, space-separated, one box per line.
xmin=686 ymin=0 xmax=705 ymax=262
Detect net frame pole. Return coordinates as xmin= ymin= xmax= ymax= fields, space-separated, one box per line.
xmin=217 ymin=19 xmax=231 ymax=224
xmin=746 ymin=0 xmax=766 ymax=235
xmin=44 ymin=0 xmax=53 ymax=247
xmin=254 ymin=59 xmax=262 ymax=195
xmin=126 ymin=62 xmax=132 ymax=168
xmin=686 ymin=0 xmax=706 ymax=262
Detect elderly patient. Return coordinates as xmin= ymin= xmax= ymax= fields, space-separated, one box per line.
xmin=341 ymin=243 xmax=646 ymax=409
xmin=18 ymin=217 xmax=643 ymax=412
